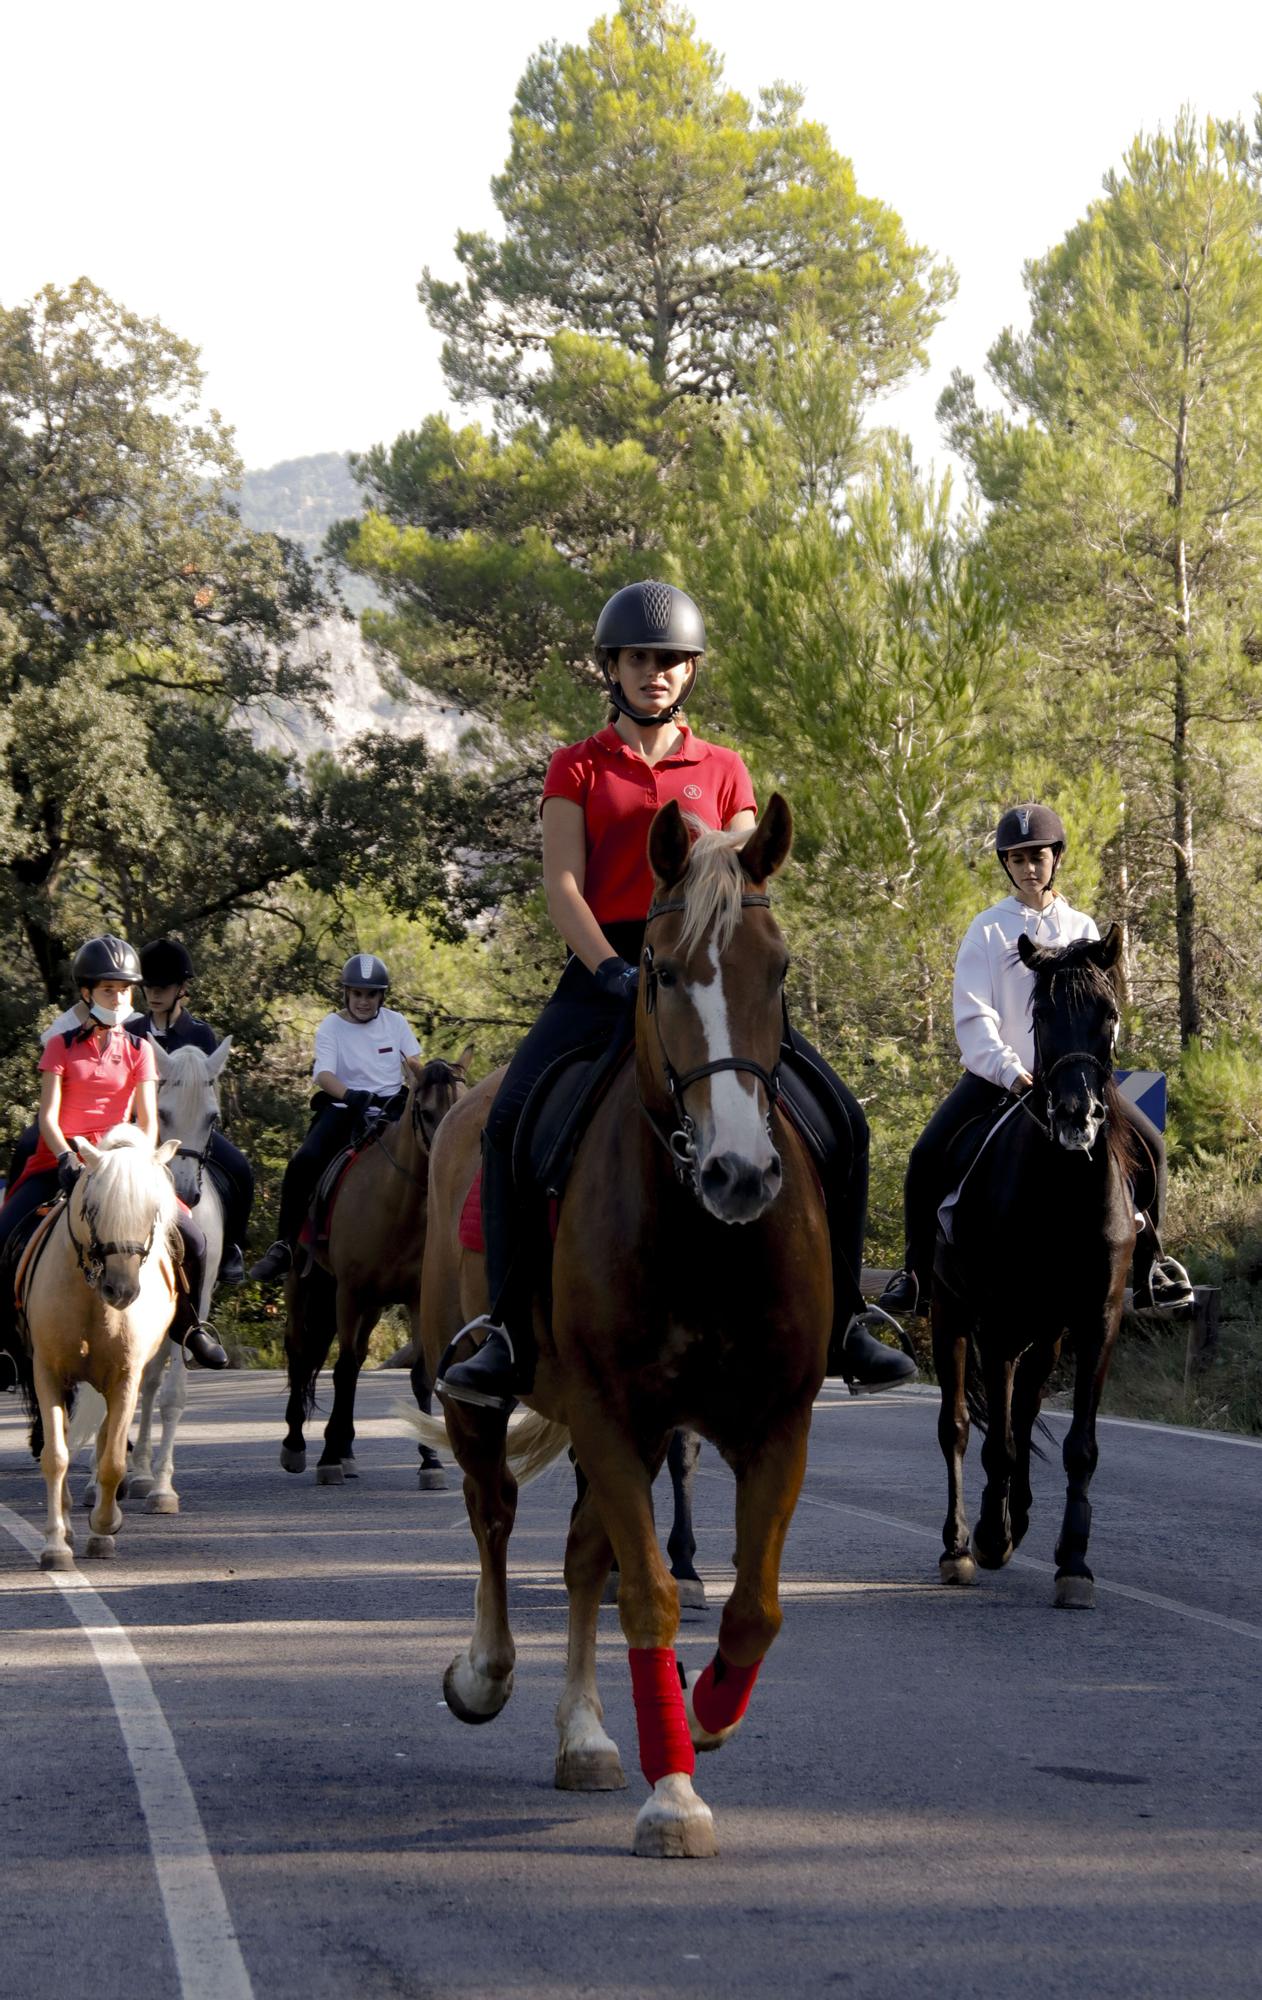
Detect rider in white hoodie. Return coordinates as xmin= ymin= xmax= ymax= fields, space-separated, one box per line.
xmin=880 ymin=803 xmax=1190 ymax=1317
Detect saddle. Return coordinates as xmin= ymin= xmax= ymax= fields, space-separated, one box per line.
xmin=300 ymin=1146 xmax=362 ymax=1252
xmin=5 ymin=1198 xmax=65 ymax=1340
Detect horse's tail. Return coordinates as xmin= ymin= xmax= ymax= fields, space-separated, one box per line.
xmin=963 ymin=1335 xmax=1052 ymax=1461
xmin=67 ymin=1384 xmax=106 ymax=1454
xmin=286 ymin=1266 xmax=336 ymax=1418
xmin=395 ymin=1402 xmax=572 ymax=1487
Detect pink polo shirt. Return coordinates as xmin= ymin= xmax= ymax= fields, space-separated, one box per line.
xmin=31 ymin=1025 xmax=156 ymax=1172
xmin=542 ymin=724 xmax=757 ymax=925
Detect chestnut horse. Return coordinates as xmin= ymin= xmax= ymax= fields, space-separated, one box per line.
xmin=420 ymin=797 xmax=832 ymax=1857
xmin=281 ymin=1049 xmax=470 ymax=1485
xmin=12 ymin=1125 xmax=181 ymax=1569
xmin=933 ymin=928 xmax=1137 ymax=1608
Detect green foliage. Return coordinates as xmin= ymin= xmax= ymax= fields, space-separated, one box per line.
xmin=1169 ymin=1031 xmax=1262 ymax=1157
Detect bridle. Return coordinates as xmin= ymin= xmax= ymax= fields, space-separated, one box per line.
xmin=639 ymin=892 xmax=783 ymax=1188
xmin=173 ymin=1111 xmax=218 ymax=1201
xmin=366 ymin=1060 xmax=467 ymax=1183
xmin=65 ymin=1185 xmax=159 ymax=1292
xmin=1019 ymin=1011 xmax=1117 ymax=1143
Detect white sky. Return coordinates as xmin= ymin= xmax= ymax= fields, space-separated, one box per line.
xmin=5 ymin=1 xmax=1260 ymax=478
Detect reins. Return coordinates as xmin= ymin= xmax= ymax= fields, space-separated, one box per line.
xmin=173 ymin=1111 xmax=218 ymax=1198
xmin=640 ymin=892 xmax=782 ymax=1193
xmin=65 ymin=1189 xmax=159 ymax=1292
xmin=364 ymin=1060 xmax=467 ymax=1185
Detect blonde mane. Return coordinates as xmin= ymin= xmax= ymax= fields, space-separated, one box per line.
xmin=674 ymin=819 xmax=755 ymax=960
xmin=81 ymin=1124 xmax=179 ymax=1245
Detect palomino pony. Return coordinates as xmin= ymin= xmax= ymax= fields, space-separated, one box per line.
xmin=115 ymin=1036 xmax=234 ymax=1514
xmin=14 ymin=1125 xmax=181 ymax=1569
xmin=932 ymin=927 xmax=1137 ymax=1609
xmin=281 ymin=1049 xmax=471 ymax=1485
xmin=420 ymin=797 xmax=834 ymax=1858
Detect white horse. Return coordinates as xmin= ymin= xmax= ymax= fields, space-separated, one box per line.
xmin=122 ymin=1037 xmax=232 ymax=1514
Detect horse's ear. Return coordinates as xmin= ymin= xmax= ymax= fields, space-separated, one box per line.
xmin=78 ymin=1141 xmax=104 ymax=1172
xmin=1016 ymin=934 xmax=1043 ymax=969
xmin=456 ymin=1042 xmax=474 ymax=1073
xmin=1095 ymin=923 xmax=1123 ymax=970
xmin=739 ymin=794 xmax=793 ymax=885
xmin=206 ymin=1035 xmax=232 ymax=1080
xmin=151 ymin=1040 xmax=173 ymax=1079
xmin=648 ymin=800 xmax=692 ymax=889
xmin=155 ymin=1139 xmax=180 ymax=1167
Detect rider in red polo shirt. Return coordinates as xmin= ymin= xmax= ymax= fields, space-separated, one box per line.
xmin=438 ymin=580 xmax=915 ymax=1411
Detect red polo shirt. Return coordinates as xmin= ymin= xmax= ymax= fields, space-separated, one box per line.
xmin=542 ymin=724 xmax=757 ymax=925
xmin=30 ymin=1025 xmax=157 ymax=1172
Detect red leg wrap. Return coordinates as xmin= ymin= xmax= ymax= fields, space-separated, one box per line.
xmin=628 ymin=1646 xmax=696 ymax=1785
xmin=691 ymin=1650 xmax=763 ymax=1735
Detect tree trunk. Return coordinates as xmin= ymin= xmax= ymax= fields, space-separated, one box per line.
xmin=1170 ymin=386 xmax=1200 ymax=1044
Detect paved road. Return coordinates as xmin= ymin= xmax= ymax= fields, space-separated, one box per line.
xmin=2 ymin=1373 xmax=1260 ymax=2000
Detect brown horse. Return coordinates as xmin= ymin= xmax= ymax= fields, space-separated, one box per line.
xmin=419 ymin=797 xmax=832 ymax=1857
xmin=280 ymin=1049 xmax=470 ymax=1485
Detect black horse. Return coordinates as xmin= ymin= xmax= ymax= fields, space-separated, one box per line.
xmin=932 ymin=927 xmax=1137 ymax=1609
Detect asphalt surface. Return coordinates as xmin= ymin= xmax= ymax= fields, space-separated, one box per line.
xmin=2 ymin=1371 xmax=1260 ymax=2000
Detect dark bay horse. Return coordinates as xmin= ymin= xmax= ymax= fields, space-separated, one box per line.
xmin=280 ymin=1050 xmax=470 ymax=1484
xmin=420 ymin=797 xmax=835 ymax=1857
xmin=933 ymin=927 xmax=1137 ymax=1608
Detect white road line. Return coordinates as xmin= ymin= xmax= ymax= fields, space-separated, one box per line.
xmin=0 ymin=1502 xmax=254 ymax=2000
xmin=783 ymin=1487 xmax=1262 ymax=1645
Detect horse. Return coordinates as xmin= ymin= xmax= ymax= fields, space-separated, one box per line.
xmin=281 ymin=1049 xmax=471 ymax=1486
xmin=12 ymin=1125 xmax=181 ymax=1569
xmin=418 ymin=796 xmax=835 ymax=1858
xmin=931 ymin=927 xmax=1137 ymax=1609
xmin=105 ymin=1035 xmax=234 ymax=1515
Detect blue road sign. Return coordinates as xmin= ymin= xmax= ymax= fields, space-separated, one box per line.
xmin=1114 ymin=1068 xmax=1166 ymax=1133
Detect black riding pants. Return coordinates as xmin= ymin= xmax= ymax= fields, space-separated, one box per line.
xmin=207 ymin=1130 xmax=253 ymax=1248
xmin=275 ymin=1093 xmax=403 ymax=1243
xmin=902 ymin=1071 xmax=1168 ymax=1297
xmin=0 ymin=1166 xmax=206 ymax=1333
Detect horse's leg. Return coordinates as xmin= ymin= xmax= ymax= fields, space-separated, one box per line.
xmin=316 ymin=1283 xmax=372 ymax=1483
xmin=145 ymin=1346 xmax=188 ymax=1514
xmin=128 ymin=1345 xmax=165 ymax=1497
xmin=568 ymin=1413 xmax=715 ymax=1859
xmin=555 ymin=1476 xmax=626 ymax=1792
xmin=280 ymin=1269 xmax=334 ymax=1474
xmin=932 ymin=1290 xmax=975 ymax=1585
xmin=1053 ymin=1315 xmax=1115 ymax=1609
xmin=972 ymin=1334 xmax=1017 ymax=1571
xmin=408 ymin=1303 xmax=447 ymax=1491
xmin=87 ymin=1379 xmax=134 ymax=1557
xmin=35 ymin=1360 xmax=74 ymax=1572
xmin=666 ymin=1428 xmax=705 ymax=1609
xmin=441 ymin=1403 xmax=518 ymax=1723
xmin=1009 ymin=1342 xmax=1056 ymax=1552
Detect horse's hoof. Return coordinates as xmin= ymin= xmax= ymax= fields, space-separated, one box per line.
xmin=971 ymin=1533 xmax=1013 ymax=1571
xmin=632 ymin=1774 xmax=718 ymax=1859
xmin=417 ymin=1467 xmax=448 ymax=1491
xmin=1054 ymin=1573 xmax=1095 ymax=1610
xmin=85 ymin=1534 xmax=116 ymax=1560
xmin=340 ymin=1457 xmax=358 ymax=1479
xmin=279 ymin=1446 xmax=306 ymax=1474
xmin=555 ymin=1746 xmax=627 ymax=1792
xmin=39 ymin=1546 xmax=74 ymax=1572
xmin=127 ymin=1473 xmax=155 ymax=1498
xmin=316 ymin=1463 xmax=345 ymax=1486
xmin=675 ymin=1575 xmax=707 ymax=1611
xmin=939 ymin=1554 xmax=977 ymax=1586
xmin=145 ymin=1492 xmax=179 ymax=1515
xmin=442 ymin=1657 xmax=512 ymax=1725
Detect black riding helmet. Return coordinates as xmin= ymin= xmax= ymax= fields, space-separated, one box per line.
xmin=140 ymin=936 xmax=194 ymax=986
xmin=340 ymin=953 xmax=390 ymax=992
xmin=594 ymin=581 xmax=706 ymax=728
xmin=995 ymin=802 xmax=1067 ymax=889
xmin=72 ymin=935 xmax=142 ymax=987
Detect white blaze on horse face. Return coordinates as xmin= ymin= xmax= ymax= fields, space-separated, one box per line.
xmin=685 ymin=955 xmax=780 ymax=1222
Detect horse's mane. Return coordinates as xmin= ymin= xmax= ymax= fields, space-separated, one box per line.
xmin=82 ymin=1125 xmax=179 ymax=1242
xmin=157 ymin=1044 xmax=220 ymax=1093
xmin=1021 ymin=940 xmax=1136 ymax=1180
xmin=675 ymin=820 xmax=753 ymax=959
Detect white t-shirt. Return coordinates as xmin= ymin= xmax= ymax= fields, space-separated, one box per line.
xmin=311 ymin=1007 xmax=421 ymax=1100
xmin=953 ymin=895 xmax=1099 ymax=1090
xmin=40 ymin=1007 xmax=84 ymax=1046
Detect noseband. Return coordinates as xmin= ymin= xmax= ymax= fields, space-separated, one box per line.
xmin=66 ymin=1191 xmax=158 ymax=1292
xmin=640 ymin=893 xmax=782 ymax=1188
xmin=1022 ymin=1016 xmax=1116 ymax=1142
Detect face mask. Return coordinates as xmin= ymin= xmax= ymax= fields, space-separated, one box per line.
xmin=90 ymin=999 xmax=131 ymax=1028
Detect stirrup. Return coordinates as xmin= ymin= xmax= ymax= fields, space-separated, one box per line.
xmin=436 ymin=1319 xmax=526 ymax=1412
xmin=180 ymin=1318 xmax=229 ymax=1369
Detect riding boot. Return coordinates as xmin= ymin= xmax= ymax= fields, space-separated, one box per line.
xmin=249 ymin=1238 xmax=292 ymax=1282
xmin=219 ymin=1243 xmax=246 ymax=1285
xmin=437 ymin=1132 xmax=537 ymax=1411
xmin=168 ymin=1284 xmax=229 ymax=1369
xmin=877 ymin=1267 xmax=920 ymax=1316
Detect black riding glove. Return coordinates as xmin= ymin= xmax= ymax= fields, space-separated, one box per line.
xmin=593 ymin=956 xmax=639 ymax=1004
xmin=341 ymin=1088 xmax=371 ymax=1115
xmin=57 ymin=1149 xmax=82 ymax=1194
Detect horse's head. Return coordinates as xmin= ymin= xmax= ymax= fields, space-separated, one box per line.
xmin=74 ymin=1127 xmax=180 ymax=1309
xmin=642 ymin=795 xmax=793 ymax=1224
xmin=1017 ymin=927 xmax=1122 ymax=1154
xmin=154 ymin=1037 xmax=231 ymax=1206
xmin=404 ymin=1045 xmax=473 ymax=1150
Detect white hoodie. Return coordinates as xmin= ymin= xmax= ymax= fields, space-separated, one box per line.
xmin=953 ymin=894 xmax=1099 ymax=1090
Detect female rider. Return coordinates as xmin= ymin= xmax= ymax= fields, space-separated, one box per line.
xmin=879 ymin=803 xmax=1191 ymax=1317
xmin=438 ymin=580 xmax=916 ymax=1411
xmin=0 ymin=935 xmax=228 ymax=1367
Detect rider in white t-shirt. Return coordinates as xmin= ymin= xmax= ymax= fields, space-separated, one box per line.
xmin=249 ymin=954 xmax=420 ymax=1282
xmin=879 ymin=803 xmax=1191 ymax=1318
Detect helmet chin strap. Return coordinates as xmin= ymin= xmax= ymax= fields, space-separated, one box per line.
xmin=603 ymin=660 xmax=698 ymax=728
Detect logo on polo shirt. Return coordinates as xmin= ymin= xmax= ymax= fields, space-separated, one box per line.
xmin=683 ymin=784 xmax=702 ymax=800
